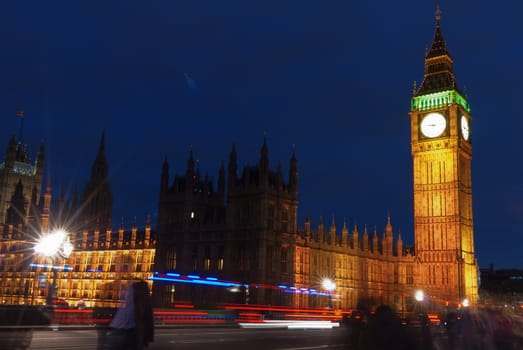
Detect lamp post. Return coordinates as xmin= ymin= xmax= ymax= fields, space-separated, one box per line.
xmin=34 ymin=229 xmax=73 ymax=305
xmin=322 ymin=278 xmax=336 ymax=309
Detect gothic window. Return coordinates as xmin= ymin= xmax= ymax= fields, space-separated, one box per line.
xmin=217 ymin=246 xmax=224 ymax=271
xmin=204 ymin=246 xmax=211 ymax=271
xmin=136 ymin=251 xmax=142 ymax=272
xmin=406 ymin=265 xmax=414 ymax=285
xmin=167 ymin=246 xmax=176 ymax=271
xmin=122 ymin=254 xmax=131 ymax=272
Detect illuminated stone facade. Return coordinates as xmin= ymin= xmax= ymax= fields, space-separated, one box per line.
xmin=153 ymin=13 xmax=478 ymax=312
xmin=0 ymin=133 xmax=155 ymax=307
xmin=0 ymin=223 xmax=155 ymax=308
xmin=152 ymin=141 xmax=421 ymax=312
xmin=0 ymin=12 xmax=478 ymax=312
xmin=0 ymin=136 xmax=44 ymax=226
xmin=409 ymin=12 xmax=478 ymax=305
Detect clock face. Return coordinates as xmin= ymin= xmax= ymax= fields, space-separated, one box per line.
xmin=420 ymin=112 xmax=446 ymax=138
xmin=461 ymin=115 xmax=470 ymax=141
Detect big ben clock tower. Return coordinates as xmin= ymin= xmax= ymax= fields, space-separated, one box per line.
xmin=410 ymin=10 xmax=478 ymax=305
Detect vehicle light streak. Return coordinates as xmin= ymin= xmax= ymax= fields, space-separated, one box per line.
xmin=150 ymin=272 xmax=337 ymax=297
xmin=29 ymin=263 xmax=73 ymax=271
xmin=238 ymin=320 xmax=339 ymax=329
xmin=149 ymin=276 xmax=240 ymax=287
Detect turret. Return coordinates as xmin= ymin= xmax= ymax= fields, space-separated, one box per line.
xmin=131 ymin=219 xmax=137 ymax=248
xmin=317 ymin=215 xmax=324 ymax=243
xmin=372 ymin=227 xmax=378 ymax=253
xmin=185 ymin=149 xmax=195 ymax=193
xmin=118 ymin=222 xmax=124 ymax=248
xmin=145 ymin=215 xmax=151 ymax=247
xmin=304 ymin=215 xmax=311 ymax=242
xmin=383 ymin=213 xmax=394 ymax=256
xmin=41 ymin=180 xmax=52 ymax=233
xmin=106 ymin=228 xmax=111 ymax=247
xmin=362 ymin=226 xmax=369 ymax=251
xmin=329 ymin=216 xmax=336 ymax=245
xmin=94 ymin=228 xmax=99 ymax=249
xmin=352 ymin=224 xmax=359 ymax=250
xmin=341 ymin=219 xmax=348 ymax=247
xmin=81 ymin=131 xmax=112 ymax=230
xmin=415 ymin=6 xmax=457 ymax=96
xmin=397 ymin=232 xmax=403 ymax=256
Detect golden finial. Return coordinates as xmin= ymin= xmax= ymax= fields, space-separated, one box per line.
xmin=435 ymin=4 xmax=442 ymax=22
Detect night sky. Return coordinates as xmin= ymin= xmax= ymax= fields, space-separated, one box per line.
xmin=0 ymin=1 xmax=522 ymax=269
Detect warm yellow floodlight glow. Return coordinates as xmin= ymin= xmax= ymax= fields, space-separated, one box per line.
xmin=415 ymin=290 xmax=424 ymax=302
xmin=322 ymin=278 xmax=336 ymax=292
xmin=34 ymin=229 xmax=72 ymax=258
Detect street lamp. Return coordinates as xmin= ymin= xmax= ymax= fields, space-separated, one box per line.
xmin=34 ymin=229 xmax=73 ymax=305
xmin=462 ymin=298 xmax=470 ymax=308
xmin=322 ymin=278 xmax=336 ymax=309
xmin=414 ymin=289 xmax=424 ymax=315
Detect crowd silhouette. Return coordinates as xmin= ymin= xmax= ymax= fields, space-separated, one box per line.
xmin=344 ymin=304 xmax=523 ymax=350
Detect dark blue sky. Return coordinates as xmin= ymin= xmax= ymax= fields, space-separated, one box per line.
xmin=0 ymin=1 xmax=522 ymax=269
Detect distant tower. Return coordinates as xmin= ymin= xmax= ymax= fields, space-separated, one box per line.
xmin=81 ymin=132 xmax=113 ymax=230
xmin=153 ymin=139 xmax=298 ymax=307
xmin=0 ymin=125 xmax=45 ymax=226
xmin=410 ymin=9 xmax=478 ymax=304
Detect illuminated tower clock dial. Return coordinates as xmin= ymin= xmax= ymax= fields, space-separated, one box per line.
xmin=420 ymin=112 xmax=446 ymax=138
xmin=461 ymin=115 xmax=470 ymax=140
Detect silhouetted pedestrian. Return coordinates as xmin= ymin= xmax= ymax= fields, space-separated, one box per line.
xmin=419 ymin=313 xmax=433 ymax=350
xmin=347 ymin=310 xmax=364 ymax=349
xmin=445 ymin=312 xmax=460 ymax=350
xmin=358 ymin=304 xmax=414 ymax=350
xmin=105 ymin=280 xmax=154 ymax=350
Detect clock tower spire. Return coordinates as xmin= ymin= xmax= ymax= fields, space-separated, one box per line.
xmin=410 ymin=9 xmax=478 ymax=306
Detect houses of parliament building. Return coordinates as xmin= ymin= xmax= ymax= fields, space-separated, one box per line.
xmin=0 ymin=13 xmax=478 ymax=312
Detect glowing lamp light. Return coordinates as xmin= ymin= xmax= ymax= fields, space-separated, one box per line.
xmin=34 ymin=230 xmax=68 ymax=257
xmin=415 ymin=290 xmax=424 ymax=302
xmin=462 ymin=298 xmax=470 ymax=308
xmin=322 ymin=278 xmax=336 ymax=292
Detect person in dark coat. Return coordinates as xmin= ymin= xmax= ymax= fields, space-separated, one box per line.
xmin=105 ymin=280 xmax=154 ymax=350
xmin=358 ymin=305 xmax=414 ymax=350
